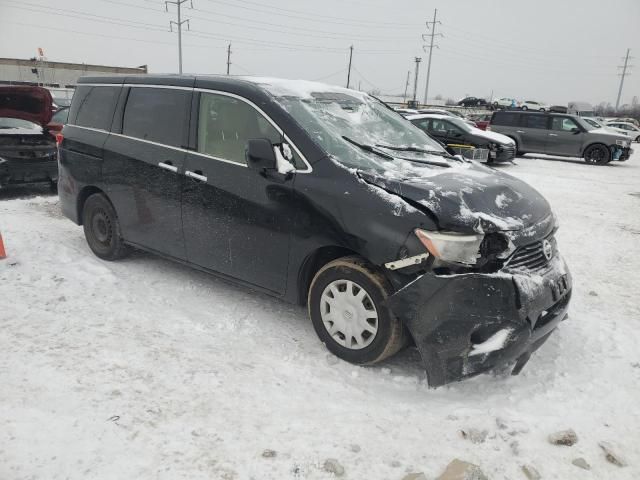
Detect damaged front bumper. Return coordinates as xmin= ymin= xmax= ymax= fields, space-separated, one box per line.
xmin=387 ymin=254 xmax=572 ymax=387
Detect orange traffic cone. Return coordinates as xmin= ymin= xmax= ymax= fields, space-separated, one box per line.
xmin=0 ymin=232 xmax=6 ymax=260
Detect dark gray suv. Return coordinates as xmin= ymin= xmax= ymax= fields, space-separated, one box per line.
xmin=488 ymin=111 xmax=632 ymax=165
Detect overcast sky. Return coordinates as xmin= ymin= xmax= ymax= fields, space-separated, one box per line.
xmin=1 ymin=0 xmax=639 ymax=105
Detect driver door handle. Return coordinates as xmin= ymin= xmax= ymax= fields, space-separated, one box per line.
xmin=548 ymin=133 xmax=558 ymax=136
xmin=186 ymin=170 xmax=207 ymax=182
xmin=158 ymin=161 xmax=178 ymax=172
xmin=516 ymin=130 xmax=525 ymax=133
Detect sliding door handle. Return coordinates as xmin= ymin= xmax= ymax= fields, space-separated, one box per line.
xmin=158 ymin=161 xmax=178 ymax=172
xmin=548 ymin=133 xmax=558 ymax=137
xmin=186 ymin=170 xmax=207 ymax=182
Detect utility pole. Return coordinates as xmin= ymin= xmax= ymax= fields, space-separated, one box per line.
xmin=412 ymin=57 xmax=422 ymax=102
xmin=616 ymin=48 xmax=633 ymax=110
xmin=166 ymin=0 xmax=192 ymax=74
xmin=226 ymin=43 xmax=232 ymax=75
xmin=422 ymin=8 xmax=442 ymax=105
xmin=346 ymin=45 xmax=354 ymax=88
xmin=403 ymin=70 xmax=411 ymax=103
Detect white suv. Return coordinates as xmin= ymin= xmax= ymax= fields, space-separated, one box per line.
xmin=606 ymin=121 xmax=640 ymax=142
xmin=520 ymin=100 xmax=548 ymax=111
xmin=492 ymin=97 xmax=519 ymax=109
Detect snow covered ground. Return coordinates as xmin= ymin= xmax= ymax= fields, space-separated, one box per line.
xmin=1 ymin=152 xmax=639 ymax=479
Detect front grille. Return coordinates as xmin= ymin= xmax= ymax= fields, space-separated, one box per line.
xmin=506 ymin=236 xmax=556 ymax=271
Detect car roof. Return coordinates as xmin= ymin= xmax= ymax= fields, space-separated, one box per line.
xmin=406 ymin=113 xmax=450 ymax=120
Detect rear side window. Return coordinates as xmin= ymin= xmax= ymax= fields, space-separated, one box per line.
xmin=70 ymin=86 xmax=120 ymax=131
xmin=491 ymin=112 xmax=520 ymax=126
xmin=523 ymin=114 xmax=548 ymax=129
xmin=122 ymin=87 xmax=190 ymax=147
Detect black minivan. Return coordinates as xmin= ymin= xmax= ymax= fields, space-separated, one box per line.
xmin=59 ymin=75 xmax=572 ymax=387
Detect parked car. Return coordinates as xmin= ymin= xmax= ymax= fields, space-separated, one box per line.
xmin=0 ymin=86 xmax=58 ymax=189
xmin=492 ymin=97 xmax=519 ymax=110
xmin=488 ymin=111 xmax=632 ymax=164
xmin=416 ymin=108 xmax=477 ymax=127
xmin=466 ymin=112 xmax=492 ymax=130
xmin=59 ymin=75 xmax=572 ymax=387
xmin=520 ymin=100 xmax=548 ymax=112
xmin=394 ymin=107 xmax=419 ymax=117
xmin=605 ymin=121 xmax=640 ymax=142
xmin=582 ymin=117 xmax=633 ymax=138
xmin=46 ymin=106 xmax=69 ymax=137
xmin=407 ymin=113 xmax=515 ymax=163
xmin=457 ymin=96 xmax=489 ymax=108
xmin=549 ymin=105 xmax=568 ymax=113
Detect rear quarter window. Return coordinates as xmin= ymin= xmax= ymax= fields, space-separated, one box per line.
xmin=491 ymin=112 xmax=521 ymax=126
xmin=69 ymin=85 xmax=120 ymax=131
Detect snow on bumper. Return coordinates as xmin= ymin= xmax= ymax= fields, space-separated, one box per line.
xmin=387 ymin=254 xmax=572 ymax=387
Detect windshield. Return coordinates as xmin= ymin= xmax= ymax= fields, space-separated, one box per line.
xmin=575 ymin=117 xmax=597 ymax=131
xmin=445 ymin=116 xmax=473 ymax=132
xmin=272 ymin=90 xmax=448 ymax=171
xmin=0 ymin=117 xmax=41 ymax=129
xmin=582 ymin=118 xmax=601 ymax=129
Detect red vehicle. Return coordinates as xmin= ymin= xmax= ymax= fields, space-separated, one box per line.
xmin=467 ymin=112 xmax=492 ymax=131
xmin=0 ymin=86 xmax=58 ymax=189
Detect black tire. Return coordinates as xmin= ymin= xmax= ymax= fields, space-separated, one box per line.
xmin=583 ymin=144 xmax=611 ymax=165
xmin=635 ymin=135 xmax=640 ymax=142
xmin=82 ymin=193 xmax=130 ymax=260
xmin=308 ymin=256 xmax=405 ymax=365
xmin=521 ymin=105 xmax=528 ymax=111
xmin=539 ymin=108 xmax=546 ymax=112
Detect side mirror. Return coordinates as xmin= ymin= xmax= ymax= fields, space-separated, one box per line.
xmin=246 ymin=138 xmax=277 ymax=171
xmin=571 ymin=127 xmax=581 ymax=134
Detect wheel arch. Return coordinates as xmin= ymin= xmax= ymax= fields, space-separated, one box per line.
xmin=296 ymin=245 xmax=363 ymax=305
xmin=76 ymin=186 xmax=109 ymax=225
xmin=581 ymin=141 xmax=609 ymax=157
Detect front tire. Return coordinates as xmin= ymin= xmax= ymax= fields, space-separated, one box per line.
xmin=583 ymin=144 xmax=611 ymax=165
xmin=308 ymin=256 xmax=405 ymax=365
xmin=521 ymin=105 xmax=528 ymax=111
xmin=82 ymin=193 xmax=130 ymax=260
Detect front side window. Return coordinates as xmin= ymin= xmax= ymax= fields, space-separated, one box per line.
xmin=551 ymin=117 xmax=579 ymax=132
xmin=122 ymin=87 xmax=189 ymax=147
xmin=72 ymin=86 xmax=120 ymax=131
xmin=197 ymin=93 xmax=286 ymax=165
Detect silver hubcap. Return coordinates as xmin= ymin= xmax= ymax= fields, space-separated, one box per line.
xmin=320 ymin=280 xmax=378 ymax=350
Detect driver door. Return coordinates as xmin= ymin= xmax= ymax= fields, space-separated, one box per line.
xmin=181 ymin=91 xmax=297 ymax=294
xmin=547 ymin=116 xmax=583 ymax=156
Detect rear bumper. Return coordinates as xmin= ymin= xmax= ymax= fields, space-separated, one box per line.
xmin=387 ymin=254 xmax=571 ymax=387
xmin=0 ymin=155 xmax=58 ymax=187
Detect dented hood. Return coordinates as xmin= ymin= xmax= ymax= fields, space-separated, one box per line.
xmin=358 ymin=161 xmax=551 ymax=234
xmin=0 ymin=86 xmax=53 ymax=126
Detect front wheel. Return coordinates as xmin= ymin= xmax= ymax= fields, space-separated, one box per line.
xmin=583 ymin=144 xmax=611 ymax=165
xmin=635 ymin=135 xmax=640 ymax=142
xmin=308 ymin=256 xmax=405 ymax=365
xmin=521 ymin=105 xmax=528 ymax=111
xmin=539 ymin=108 xmax=546 ymax=112
xmin=82 ymin=193 xmax=131 ymax=260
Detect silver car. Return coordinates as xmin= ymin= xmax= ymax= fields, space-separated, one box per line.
xmin=488 ymin=111 xmax=632 ymax=165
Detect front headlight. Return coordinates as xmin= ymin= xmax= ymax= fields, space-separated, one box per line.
xmin=415 ymin=229 xmax=484 ymax=265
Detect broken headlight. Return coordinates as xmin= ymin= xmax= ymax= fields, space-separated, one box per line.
xmin=415 ymin=229 xmax=484 ymax=265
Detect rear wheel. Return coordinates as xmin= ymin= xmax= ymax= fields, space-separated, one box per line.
xmin=539 ymin=108 xmax=546 ymax=112
xmin=82 ymin=193 xmax=130 ymax=260
xmin=308 ymin=256 xmax=405 ymax=365
xmin=583 ymin=144 xmax=611 ymax=165
xmin=635 ymin=135 xmax=640 ymax=142
xmin=521 ymin=105 xmax=528 ymax=111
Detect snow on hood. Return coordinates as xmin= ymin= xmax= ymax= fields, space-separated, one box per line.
xmin=471 ymin=127 xmax=514 ymax=145
xmin=0 ymin=86 xmax=53 ymax=126
xmin=357 ymin=160 xmax=551 ymax=234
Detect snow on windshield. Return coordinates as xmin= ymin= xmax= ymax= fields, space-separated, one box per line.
xmin=253 ymin=78 xmax=448 ymax=172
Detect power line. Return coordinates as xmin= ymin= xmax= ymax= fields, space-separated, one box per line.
xmin=165 ymin=0 xmax=192 ymax=74
xmin=226 ymin=43 xmax=232 ymax=75
xmin=346 ymin=46 xmax=354 ymax=88
xmin=616 ymin=48 xmax=633 ymax=110
xmin=422 ymin=8 xmax=442 ymax=104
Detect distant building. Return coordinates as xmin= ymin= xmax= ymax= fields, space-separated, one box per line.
xmin=0 ymin=57 xmax=147 ymax=88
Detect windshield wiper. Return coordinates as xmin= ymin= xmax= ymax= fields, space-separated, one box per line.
xmin=342 ymin=136 xmax=394 ymax=160
xmin=375 ymin=144 xmax=456 ymax=167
